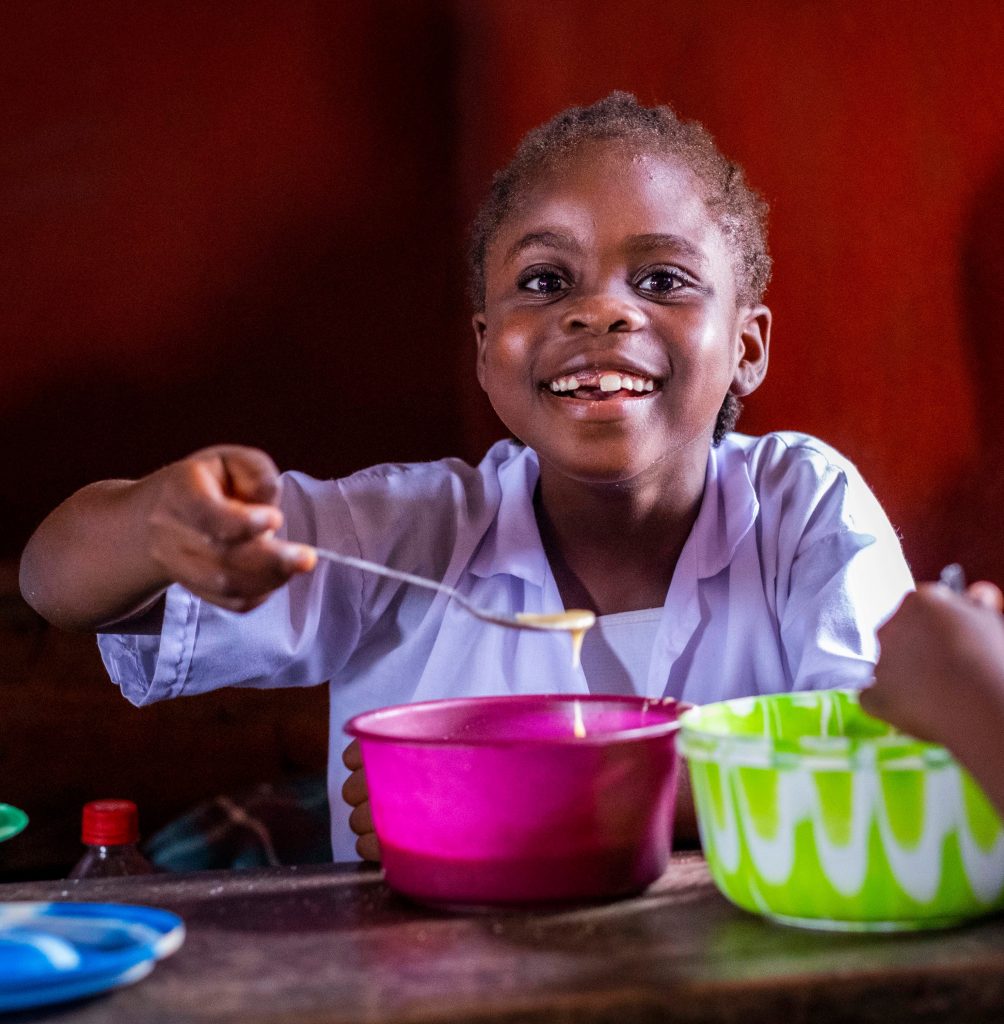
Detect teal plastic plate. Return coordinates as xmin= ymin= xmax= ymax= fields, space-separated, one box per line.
xmin=0 ymin=806 xmax=27 ymax=844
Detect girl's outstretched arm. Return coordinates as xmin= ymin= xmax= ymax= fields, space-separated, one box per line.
xmin=19 ymin=445 xmax=315 ymax=633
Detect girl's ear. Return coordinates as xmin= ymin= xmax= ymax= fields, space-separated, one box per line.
xmin=472 ymin=313 xmax=489 ymax=389
xmin=730 ymin=305 xmax=771 ymax=397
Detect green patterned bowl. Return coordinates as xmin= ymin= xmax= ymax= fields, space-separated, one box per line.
xmin=678 ymin=690 xmax=1004 ymax=931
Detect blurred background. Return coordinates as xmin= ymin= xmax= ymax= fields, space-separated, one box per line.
xmin=3 ymin=0 xmax=1003 ymax=876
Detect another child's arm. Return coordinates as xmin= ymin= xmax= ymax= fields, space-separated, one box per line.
xmin=861 ymin=582 xmax=1004 ymax=816
xmin=19 ymin=444 xmax=316 ymax=632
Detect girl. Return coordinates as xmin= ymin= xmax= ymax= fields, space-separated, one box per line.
xmin=20 ymin=94 xmax=913 ymax=861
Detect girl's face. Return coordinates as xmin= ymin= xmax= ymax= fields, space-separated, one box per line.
xmin=473 ymin=142 xmax=769 ymax=488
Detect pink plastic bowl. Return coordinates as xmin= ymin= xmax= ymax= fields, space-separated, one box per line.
xmin=345 ymin=694 xmax=687 ymax=907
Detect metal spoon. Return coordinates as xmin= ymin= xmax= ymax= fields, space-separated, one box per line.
xmin=311 ymin=545 xmax=596 ymax=635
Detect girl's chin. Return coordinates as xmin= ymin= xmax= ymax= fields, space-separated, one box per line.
xmin=537 ymin=448 xmax=661 ymax=486
xmin=533 ymin=433 xmax=714 ymax=488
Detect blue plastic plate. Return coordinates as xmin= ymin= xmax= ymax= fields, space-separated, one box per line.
xmin=0 ymin=806 xmax=27 ymax=844
xmin=0 ymin=902 xmax=184 ymax=1012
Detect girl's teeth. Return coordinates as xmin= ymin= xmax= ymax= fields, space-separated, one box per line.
xmin=549 ymin=373 xmax=655 ymax=393
xmin=599 ymin=373 xmax=652 ymax=393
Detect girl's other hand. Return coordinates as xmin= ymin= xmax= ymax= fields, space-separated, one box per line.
xmin=342 ymin=739 xmax=380 ymax=862
xmin=144 ymin=445 xmax=316 ymax=613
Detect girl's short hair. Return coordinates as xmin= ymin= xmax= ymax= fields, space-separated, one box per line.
xmin=468 ymin=91 xmax=771 ymax=310
xmin=468 ymin=91 xmax=772 ymax=444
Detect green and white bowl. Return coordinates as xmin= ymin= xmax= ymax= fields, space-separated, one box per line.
xmin=678 ymin=690 xmax=1004 ymax=931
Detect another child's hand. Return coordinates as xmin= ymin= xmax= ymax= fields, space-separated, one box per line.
xmin=144 ymin=445 xmax=316 ymax=612
xmin=862 ymin=581 xmax=1004 ymax=747
xmin=342 ymin=739 xmax=380 ymax=862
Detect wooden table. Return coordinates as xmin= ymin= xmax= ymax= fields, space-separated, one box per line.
xmin=3 ymin=853 xmax=1004 ymax=1023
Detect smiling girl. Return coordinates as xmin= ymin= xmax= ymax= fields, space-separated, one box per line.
xmin=20 ymin=94 xmax=913 ymax=861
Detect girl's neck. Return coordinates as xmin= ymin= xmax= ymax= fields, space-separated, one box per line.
xmin=534 ymin=448 xmax=708 ymax=616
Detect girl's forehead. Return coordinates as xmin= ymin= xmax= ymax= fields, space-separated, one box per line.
xmin=529 ymin=143 xmax=694 ymax=197
xmin=491 ymin=143 xmax=725 ymax=258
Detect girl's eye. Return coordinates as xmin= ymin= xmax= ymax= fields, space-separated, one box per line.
xmin=636 ymin=269 xmax=690 ymax=295
xmin=518 ymin=270 xmax=568 ymax=295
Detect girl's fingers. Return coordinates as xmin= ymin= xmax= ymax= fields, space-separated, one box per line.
xmin=349 ymin=800 xmax=373 ymax=836
xmin=152 ymin=447 xmax=282 ymax=548
xmin=172 ymin=462 xmax=283 ymax=544
xmin=157 ymin=531 xmax=315 ymax=610
xmin=342 ymin=745 xmax=378 ymax=861
xmin=150 ymin=504 xmax=280 ymax=562
xmin=217 ymin=499 xmax=284 ymax=544
xmin=342 ymin=739 xmax=363 ymax=771
xmin=211 ymin=446 xmax=282 ymax=505
xmin=342 ymin=768 xmax=368 ymax=807
xmin=356 ymin=832 xmax=381 ymax=863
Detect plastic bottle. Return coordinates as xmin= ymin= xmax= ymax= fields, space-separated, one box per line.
xmin=68 ymin=799 xmax=157 ymax=878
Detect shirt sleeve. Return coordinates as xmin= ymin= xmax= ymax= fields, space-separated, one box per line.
xmin=96 ymin=472 xmax=364 ymax=707
xmin=767 ymin=438 xmax=914 ymax=691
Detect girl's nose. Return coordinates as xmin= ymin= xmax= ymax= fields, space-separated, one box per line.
xmin=560 ymin=291 xmax=645 ymax=335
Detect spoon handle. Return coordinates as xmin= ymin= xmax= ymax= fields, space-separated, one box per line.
xmin=311 ymin=545 xmax=466 ymax=605
xmin=309 ymin=545 xmax=589 ymax=633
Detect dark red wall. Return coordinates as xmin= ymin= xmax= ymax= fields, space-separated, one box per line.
xmin=2 ymin=0 xmax=465 ymax=549
xmin=5 ymin=0 xmax=1004 ymax=580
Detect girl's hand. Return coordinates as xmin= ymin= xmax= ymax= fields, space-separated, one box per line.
xmin=342 ymin=739 xmax=380 ymax=862
xmin=862 ymin=581 xmax=1004 ymax=747
xmin=143 ymin=445 xmax=316 ymax=613
xmin=20 ymin=444 xmax=317 ymax=631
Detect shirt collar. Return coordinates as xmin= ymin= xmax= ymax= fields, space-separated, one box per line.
xmin=468 ymin=437 xmax=760 ymax=587
xmin=693 ymin=436 xmax=760 ymax=579
xmin=469 ymin=444 xmax=548 ymax=587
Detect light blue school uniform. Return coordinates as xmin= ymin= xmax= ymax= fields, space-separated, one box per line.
xmin=98 ymin=433 xmax=914 ymax=860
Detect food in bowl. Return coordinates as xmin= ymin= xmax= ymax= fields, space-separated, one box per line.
xmin=345 ymin=694 xmax=686 ymax=907
xmin=679 ymin=689 xmax=1004 ymax=931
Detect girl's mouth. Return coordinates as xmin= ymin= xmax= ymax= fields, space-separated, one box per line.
xmin=542 ymin=370 xmax=659 ymax=401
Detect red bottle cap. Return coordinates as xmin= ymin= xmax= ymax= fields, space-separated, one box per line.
xmin=81 ymin=799 xmax=139 ymax=845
